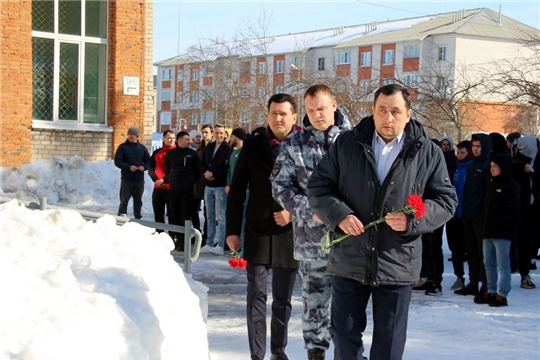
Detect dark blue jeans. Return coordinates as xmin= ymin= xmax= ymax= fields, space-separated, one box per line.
xmin=331 ymin=276 xmax=412 ymax=360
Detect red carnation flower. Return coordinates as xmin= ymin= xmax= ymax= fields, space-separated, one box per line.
xmin=407 ymin=194 xmax=425 ymax=219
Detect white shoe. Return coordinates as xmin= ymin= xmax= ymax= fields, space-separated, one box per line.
xmin=210 ymin=245 xmax=224 ymax=255
xmin=200 ymin=245 xmax=213 ymax=254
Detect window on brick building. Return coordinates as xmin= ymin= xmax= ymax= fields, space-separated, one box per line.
xmin=177 ymin=69 xmax=183 ymax=81
xmin=201 ymin=112 xmax=213 ymax=125
xmin=31 ymin=0 xmax=107 ymax=125
xmin=162 ymin=89 xmax=172 ymax=101
xmin=258 ymin=62 xmax=267 ymax=75
xmin=438 ymin=46 xmax=447 ymax=61
xmin=241 ymin=109 xmax=251 ymax=123
xmin=191 ymin=68 xmax=199 ymax=81
xmin=162 ymin=68 xmax=172 ymax=80
xmin=402 ymin=73 xmax=419 ymax=88
xmin=360 ymin=52 xmax=371 ymax=67
xmin=403 ymin=44 xmax=420 ymax=59
xmin=191 ymin=113 xmax=198 ymax=126
xmin=160 ymin=112 xmax=171 ymax=126
xmin=337 ymin=52 xmax=351 ymax=65
xmin=275 ymin=60 xmax=284 ymax=74
xmin=383 ymin=50 xmax=394 ymax=65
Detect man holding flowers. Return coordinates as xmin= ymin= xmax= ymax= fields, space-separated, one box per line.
xmin=307 ymin=84 xmax=457 ymax=360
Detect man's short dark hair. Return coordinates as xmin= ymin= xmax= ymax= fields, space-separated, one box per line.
xmin=374 ymin=84 xmax=411 ymax=110
xmin=163 ymin=129 xmax=175 ymax=137
xmin=201 ymin=124 xmax=213 ymax=131
xmin=304 ymin=84 xmax=334 ymax=99
xmin=267 ymin=93 xmax=297 ymax=114
xmin=176 ymin=131 xmax=189 ymax=140
xmin=457 ymin=140 xmax=471 ymax=151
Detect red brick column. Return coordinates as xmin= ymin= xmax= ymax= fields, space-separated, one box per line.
xmin=108 ymin=0 xmax=148 ymax=156
xmin=0 ymin=0 xmax=33 ymax=167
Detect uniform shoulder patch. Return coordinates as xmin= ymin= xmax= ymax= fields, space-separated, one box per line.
xmin=271 ymin=162 xmax=283 ymax=178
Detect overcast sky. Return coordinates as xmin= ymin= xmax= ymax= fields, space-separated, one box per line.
xmin=153 ymin=1 xmax=540 ymax=64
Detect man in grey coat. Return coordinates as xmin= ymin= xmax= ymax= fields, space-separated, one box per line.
xmin=307 ymin=84 xmax=457 ymax=360
xmin=271 ymin=84 xmax=351 ymax=360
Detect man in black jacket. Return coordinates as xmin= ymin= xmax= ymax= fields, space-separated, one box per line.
xmin=226 ymin=93 xmax=299 ymax=360
xmin=200 ymin=124 xmax=232 ymax=255
xmin=163 ymin=131 xmax=200 ymax=251
xmin=307 ymin=84 xmax=457 ymax=360
xmin=455 ymin=133 xmax=492 ymax=298
xmin=114 ymin=126 xmax=150 ymax=219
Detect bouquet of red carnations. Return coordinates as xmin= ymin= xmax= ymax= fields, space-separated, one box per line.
xmin=228 ymin=250 xmax=247 ymax=269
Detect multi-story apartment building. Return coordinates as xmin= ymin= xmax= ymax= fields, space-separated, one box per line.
xmin=1 ymin=0 xmax=155 ymax=167
xmin=154 ymin=8 xmax=539 ymax=140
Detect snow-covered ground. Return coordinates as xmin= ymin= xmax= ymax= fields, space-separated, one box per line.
xmin=1 ymin=156 xmax=539 ymax=360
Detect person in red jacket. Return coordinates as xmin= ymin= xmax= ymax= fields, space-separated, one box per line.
xmin=148 ymin=130 xmax=176 ymax=228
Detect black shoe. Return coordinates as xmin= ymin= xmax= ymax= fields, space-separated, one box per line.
xmin=270 ymin=352 xmax=289 ymax=360
xmin=308 ymin=349 xmax=325 ymax=360
xmin=474 ymin=291 xmax=494 ymax=304
xmin=530 ymin=262 xmax=537 ymax=270
xmin=412 ymin=280 xmax=432 ymax=291
xmin=425 ymin=282 xmax=442 ymax=296
xmin=454 ymin=284 xmax=479 ymax=296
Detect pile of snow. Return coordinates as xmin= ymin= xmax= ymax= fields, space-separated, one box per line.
xmin=0 ymin=156 xmax=154 ymax=216
xmin=1 ymin=199 xmax=210 ymax=360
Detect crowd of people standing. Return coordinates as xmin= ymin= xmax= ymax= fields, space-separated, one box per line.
xmin=113 ymin=84 xmax=539 ymax=360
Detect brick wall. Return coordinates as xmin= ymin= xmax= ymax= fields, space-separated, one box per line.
xmin=1 ymin=1 xmax=154 ymax=167
xmin=31 ymin=130 xmax=112 ymax=161
xmin=0 ymin=0 xmax=33 ymax=167
xmin=108 ymin=0 xmax=154 ymax=157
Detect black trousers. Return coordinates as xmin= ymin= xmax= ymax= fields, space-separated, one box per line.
xmin=517 ymin=205 xmax=535 ymax=277
xmin=421 ymin=226 xmax=444 ymax=284
xmin=169 ymin=187 xmax=194 ymax=250
xmin=246 ymin=262 xmax=297 ymax=358
xmin=445 ymin=217 xmax=466 ymax=279
xmin=118 ymin=180 xmax=144 ymax=219
xmin=331 ymin=276 xmax=412 ymax=360
xmin=462 ymin=217 xmax=486 ymax=287
xmin=152 ymin=187 xmax=172 ymax=230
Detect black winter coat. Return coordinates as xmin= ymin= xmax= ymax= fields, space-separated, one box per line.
xmin=481 ymin=172 xmax=520 ymax=241
xmin=114 ymin=140 xmax=150 ymax=182
xmin=163 ymin=146 xmax=200 ymax=190
xmin=226 ymin=134 xmax=297 ymax=268
xmin=307 ymin=116 xmax=457 ymax=286
xmin=462 ymin=134 xmax=492 ymax=219
xmin=200 ymin=141 xmax=232 ymax=188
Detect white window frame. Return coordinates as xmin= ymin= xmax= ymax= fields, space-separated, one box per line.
xmin=337 ymin=51 xmax=351 ymax=65
xmin=191 ymin=113 xmax=198 ymax=126
xmin=382 ymin=78 xmax=394 ymax=85
xmin=360 ymin=80 xmax=371 ymax=93
xmin=275 ymin=60 xmax=284 ymax=74
xmin=177 ymin=69 xmax=183 ymax=81
xmin=403 ymin=44 xmax=420 ymax=59
xmin=201 ymin=68 xmax=212 ymax=77
xmin=436 ymin=76 xmax=448 ymax=94
xmin=162 ymin=68 xmax=172 ymax=80
xmin=201 ymin=111 xmax=213 ymax=125
xmin=402 ymin=73 xmax=419 ymax=88
xmin=360 ymin=52 xmax=371 ymax=67
xmin=241 ymin=109 xmax=250 ymax=123
xmin=160 ymin=111 xmax=171 ymax=125
xmin=31 ymin=0 xmax=109 ymax=128
xmin=258 ymin=62 xmax=267 ymax=75
xmin=291 ymin=56 xmax=303 ymax=69
xmin=190 ymin=91 xmax=199 ymax=103
xmin=161 ymin=89 xmax=172 ymax=101
xmin=191 ymin=68 xmax=199 ymax=81
xmin=383 ymin=50 xmax=394 ymax=65
xmin=275 ymin=85 xmax=284 ymax=94
xmin=438 ymin=46 xmax=447 ymax=61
